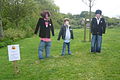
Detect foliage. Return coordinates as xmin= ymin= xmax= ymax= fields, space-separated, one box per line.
xmin=0 ymin=0 xmax=63 ymax=46
xmin=105 ymin=17 xmax=120 ymax=27
xmin=1 ymin=0 xmax=36 ymax=28
xmin=80 ymin=11 xmax=95 ymax=19
xmin=4 ymin=28 xmax=26 ymax=41
xmin=1 ymin=0 xmax=62 ymax=29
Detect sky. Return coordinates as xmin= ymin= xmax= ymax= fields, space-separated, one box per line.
xmin=54 ymin=0 xmax=120 ymax=18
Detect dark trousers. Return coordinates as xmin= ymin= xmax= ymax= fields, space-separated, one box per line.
xmin=91 ymin=35 xmax=102 ymax=53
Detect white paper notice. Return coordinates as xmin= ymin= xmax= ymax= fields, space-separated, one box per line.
xmin=8 ymin=44 xmax=21 ymax=61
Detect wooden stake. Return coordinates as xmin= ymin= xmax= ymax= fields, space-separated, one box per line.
xmin=13 ymin=61 xmax=20 ymax=74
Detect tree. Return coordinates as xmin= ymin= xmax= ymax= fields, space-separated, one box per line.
xmin=35 ymin=0 xmax=62 ymax=29
xmin=2 ymin=0 xmax=36 ymax=28
xmin=0 ymin=18 xmax=3 ymax=39
xmin=0 ymin=0 xmax=4 ymax=39
xmin=81 ymin=18 xmax=87 ymax=41
xmin=80 ymin=11 xmax=89 ymax=18
xmin=82 ymin=0 xmax=96 ymax=41
xmin=80 ymin=11 xmax=95 ymax=19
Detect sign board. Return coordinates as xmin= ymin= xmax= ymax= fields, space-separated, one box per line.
xmin=8 ymin=44 xmax=20 ymax=61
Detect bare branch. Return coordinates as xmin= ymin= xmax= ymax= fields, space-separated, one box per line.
xmin=82 ymin=0 xmax=96 ymax=7
xmin=91 ymin=0 xmax=95 ymax=7
xmin=82 ymin=0 xmax=89 ymax=6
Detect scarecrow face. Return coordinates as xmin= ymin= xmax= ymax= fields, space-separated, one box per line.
xmin=45 ymin=14 xmax=49 ymax=19
xmin=65 ymin=21 xmax=69 ymax=25
xmin=96 ymin=14 xmax=101 ymax=18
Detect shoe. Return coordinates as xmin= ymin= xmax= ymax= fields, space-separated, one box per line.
xmin=96 ymin=51 xmax=101 ymax=53
xmin=61 ymin=54 xmax=65 ymax=56
xmin=91 ymin=51 xmax=96 ymax=53
xmin=68 ymin=53 xmax=72 ymax=55
xmin=39 ymin=57 xmax=44 ymax=60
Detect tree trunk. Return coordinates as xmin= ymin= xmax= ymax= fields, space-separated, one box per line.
xmin=0 ymin=0 xmax=3 ymax=39
xmin=89 ymin=1 xmax=92 ymax=42
xmin=0 ymin=19 xmax=4 ymax=39
xmin=15 ymin=21 xmax=19 ymax=28
xmin=84 ymin=22 xmax=87 ymax=42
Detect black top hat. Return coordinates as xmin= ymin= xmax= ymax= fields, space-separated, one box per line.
xmin=95 ymin=10 xmax=102 ymax=15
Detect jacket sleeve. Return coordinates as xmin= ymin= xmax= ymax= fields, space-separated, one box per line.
xmin=34 ymin=18 xmax=40 ymax=34
xmin=91 ymin=18 xmax=94 ymax=33
xmin=50 ymin=19 xmax=54 ymax=36
xmin=57 ymin=26 xmax=63 ymax=40
xmin=102 ymin=18 xmax=106 ymax=34
xmin=70 ymin=27 xmax=74 ymax=39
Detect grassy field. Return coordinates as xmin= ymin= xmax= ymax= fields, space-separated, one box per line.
xmin=0 ymin=28 xmax=120 ymax=80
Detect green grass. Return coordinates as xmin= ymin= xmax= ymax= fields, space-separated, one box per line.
xmin=0 ymin=28 xmax=120 ymax=80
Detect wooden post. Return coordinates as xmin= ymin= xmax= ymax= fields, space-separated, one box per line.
xmin=84 ymin=20 xmax=87 ymax=42
xmin=13 ymin=61 xmax=20 ymax=74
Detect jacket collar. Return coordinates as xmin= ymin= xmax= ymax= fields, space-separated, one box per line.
xmin=64 ymin=24 xmax=70 ymax=27
xmin=95 ymin=16 xmax=102 ymax=20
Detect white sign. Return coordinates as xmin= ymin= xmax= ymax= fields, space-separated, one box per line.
xmin=8 ymin=44 xmax=21 ymax=61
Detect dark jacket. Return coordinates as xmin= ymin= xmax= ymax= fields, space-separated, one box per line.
xmin=91 ymin=17 xmax=106 ymax=36
xmin=34 ymin=18 xmax=54 ymax=38
xmin=57 ymin=25 xmax=74 ymax=40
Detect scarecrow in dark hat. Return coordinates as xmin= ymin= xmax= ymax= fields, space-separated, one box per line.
xmin=91 ymin=9 xmax=106 ymax=53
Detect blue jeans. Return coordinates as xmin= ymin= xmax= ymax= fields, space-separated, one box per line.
xmin=38 ymin=40 xmax=51 ymax=59
xmin=62 ymin=42 xmax=71 ymax=55
xmin=91 ymin=35 xmax=102 ymax=53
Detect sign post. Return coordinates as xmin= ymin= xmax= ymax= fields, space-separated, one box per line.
xmin=13 ymin=61 xmax=19 ymax=74
xmin=8 ymin=44 xmax=20 ymax=74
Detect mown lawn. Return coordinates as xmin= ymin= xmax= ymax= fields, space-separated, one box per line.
xmin=0 ymin=28 xmax=120 ymax=80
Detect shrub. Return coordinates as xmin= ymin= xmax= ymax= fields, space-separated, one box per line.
xmin=4 ymin=28 xmax=26 ymax=41
xmin=0 ymin=27 xmax=34 ymax=48
xmin=24 ymin=26 xmax=34 ymax=37
xmin=0 ymin=38 xmax=13 ymax=48
xmin=0 ymin=42 xmax=6 ymax=48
